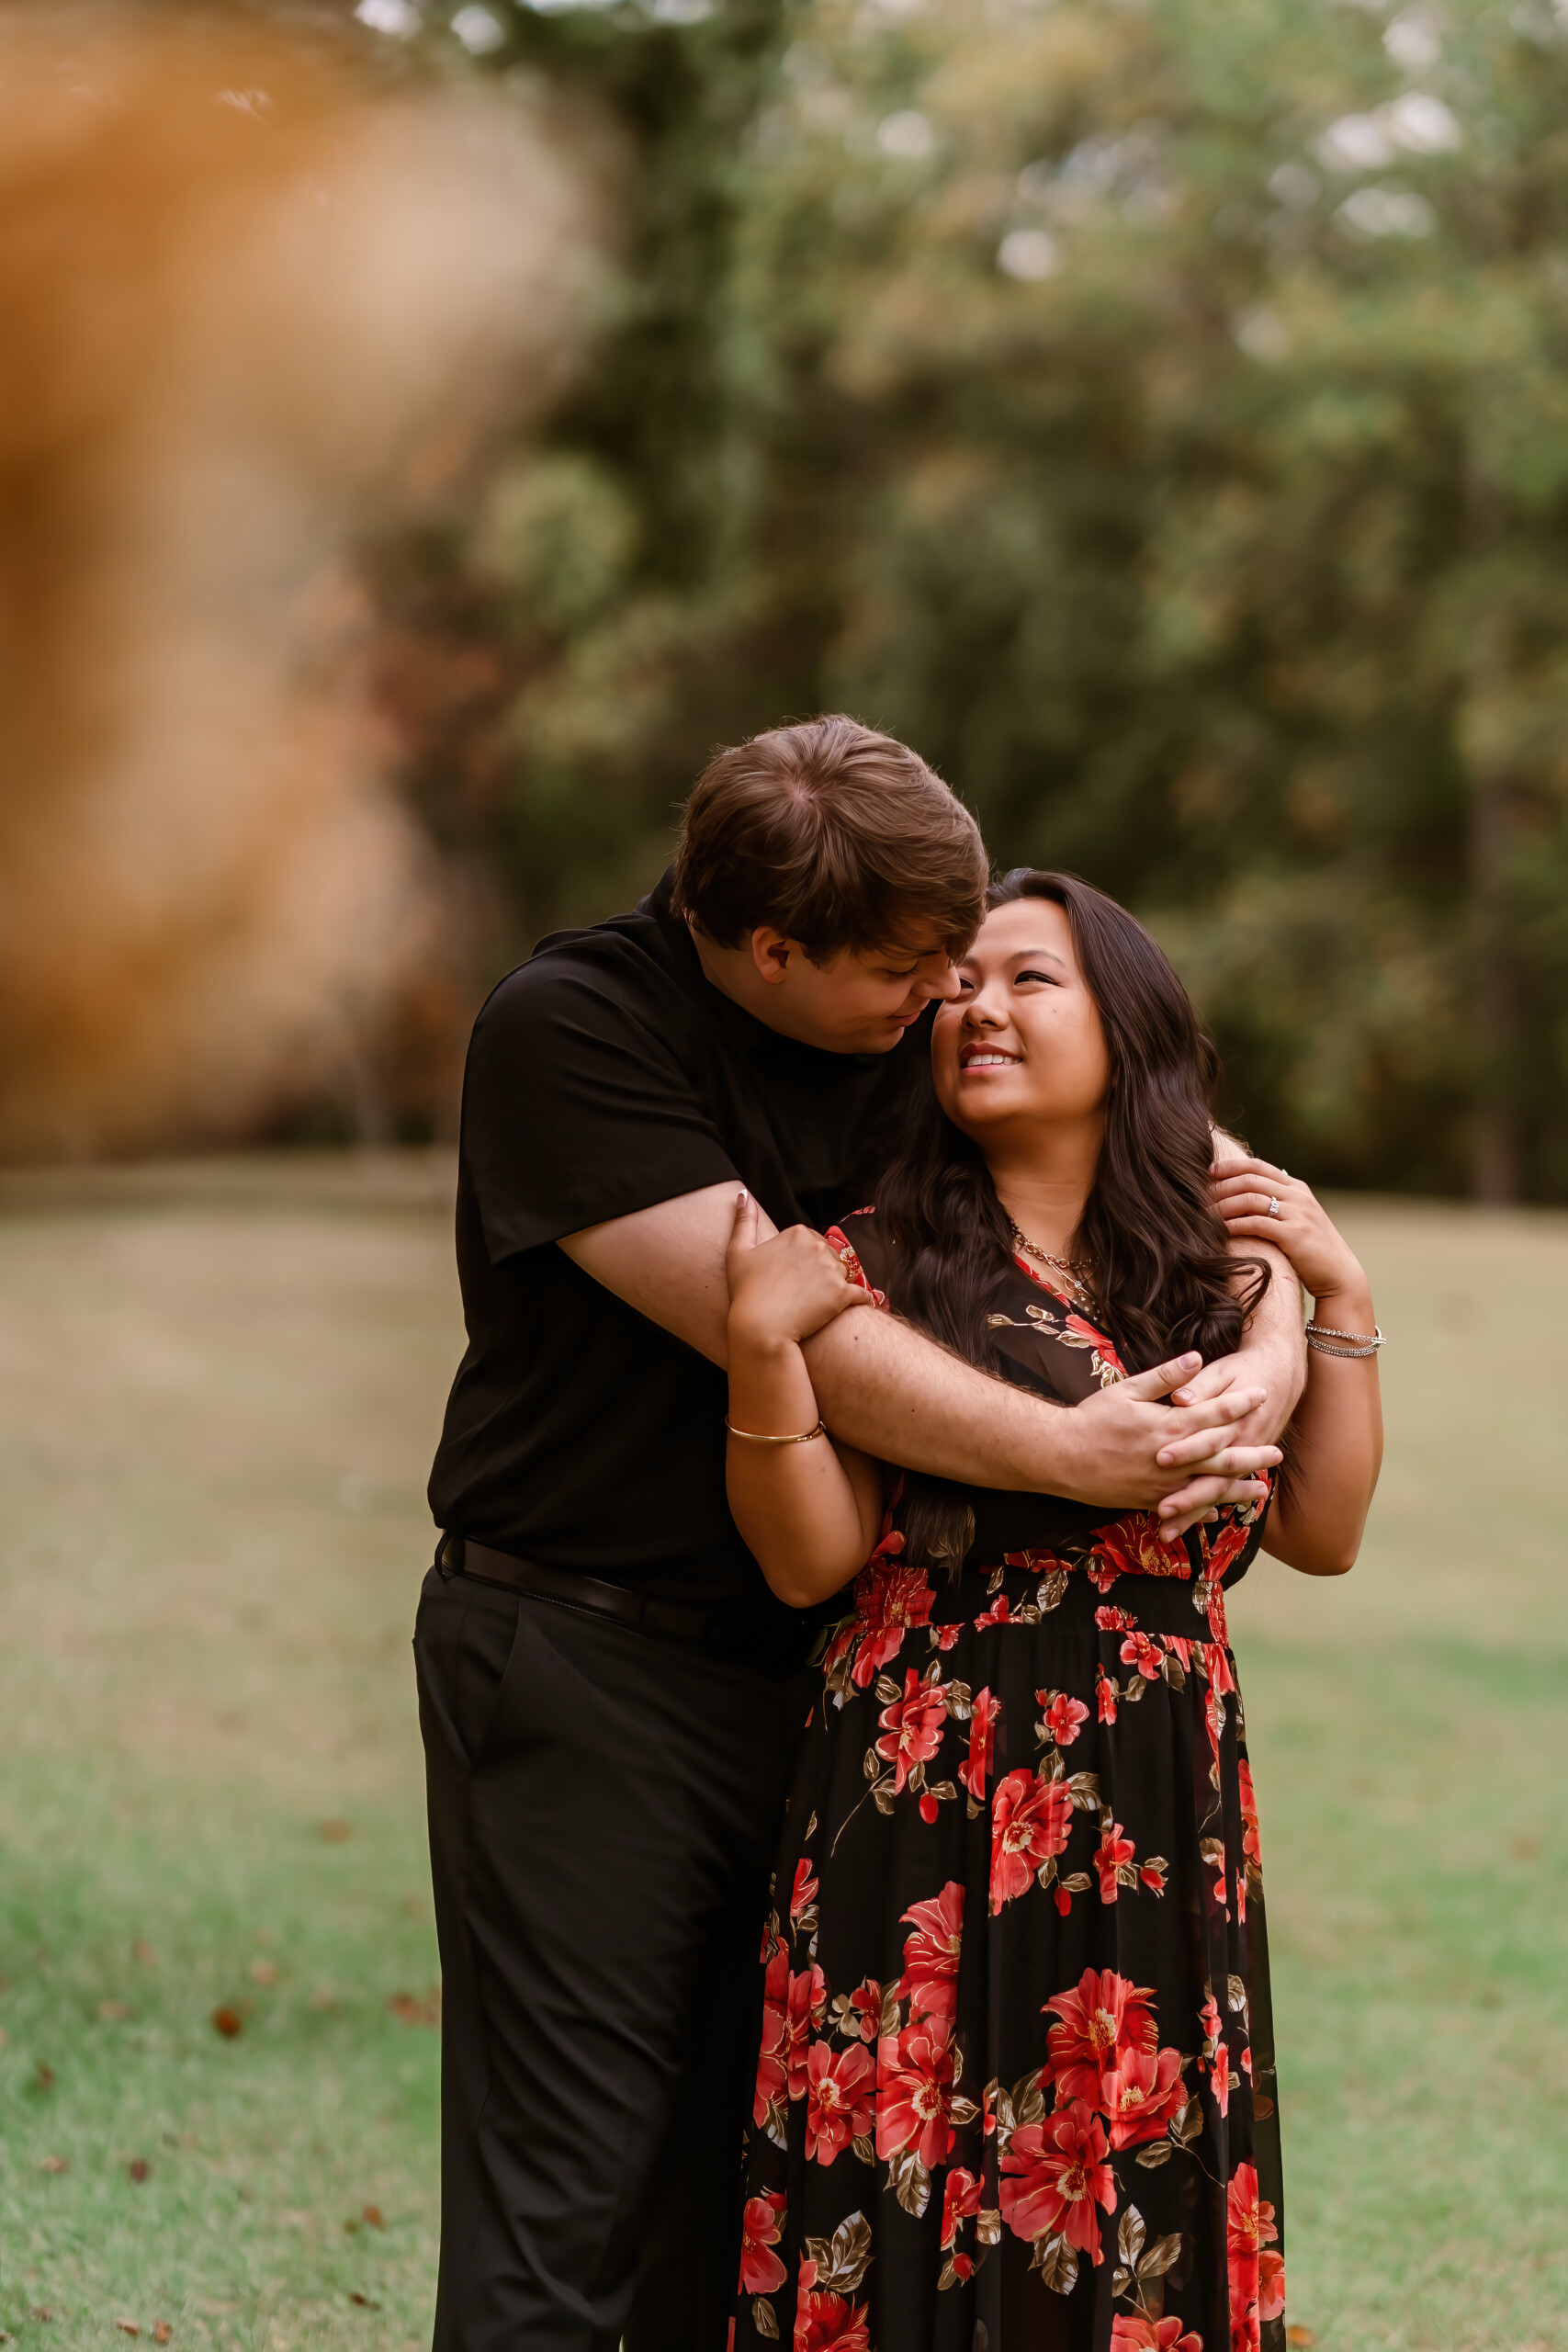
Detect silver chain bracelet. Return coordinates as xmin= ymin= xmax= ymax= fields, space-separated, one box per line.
xmin=1305 ymin=1321 xmax=1384 ymax=1359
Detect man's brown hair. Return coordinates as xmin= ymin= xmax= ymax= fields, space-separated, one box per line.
xmin=671 ymin=715 xmax=987 ymax=963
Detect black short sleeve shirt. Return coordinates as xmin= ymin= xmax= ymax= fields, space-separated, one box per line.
xmin=426 ymin=870 xmax=926 ymax=1632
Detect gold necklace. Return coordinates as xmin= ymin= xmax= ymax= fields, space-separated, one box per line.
xmin=1006 ymin=1217 xmax=1098 ymax=1308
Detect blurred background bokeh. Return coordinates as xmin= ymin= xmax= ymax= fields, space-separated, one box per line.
xmin=1 ymin=2 xmax=1564 ymax=2348
xmin=5 ymin=0 xmax=1568 ymax=1194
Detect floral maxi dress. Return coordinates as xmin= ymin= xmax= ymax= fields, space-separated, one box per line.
xmin=732 ymin=1212 xmax=1286 ymax=2352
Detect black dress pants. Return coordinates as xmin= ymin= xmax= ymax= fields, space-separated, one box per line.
xmin=414 ymin=1564 xmax=803 ymax=2352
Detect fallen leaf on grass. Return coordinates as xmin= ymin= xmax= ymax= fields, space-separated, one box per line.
xmin=248 ymin=1959 xmax=279 ymax=1987
xmin=347 ymin=2295 xmax=379 ymax=2311
xmin=35 ymin=2061 xmax=55 ymax=2090
xmin=309 ymin=1987 xmax=337 ymax=2011
xmin=388 ymin=1988 xmax=441 ymax=2028
xmin=211 ymin=2007 xmax=243 ymax=2039
xmin=362 ymin=2205 xmax=383 ymax=2228
xmin=40 ymin=2154 xmax=69 ymax=2174
xmin=28 ymin=2309 xmax=52 ymax=2323
xmin=132 ymin=1939 xmax=157 ymax=1966
xmin=1286 ymin=2332 xmax=1315 ymax=2348
xmin=317 ymin=1820 xmax=354 ymax=1843
xmin=116 ymin=2323 xmax=140 ymax=2338
xmin=153 ymin=2328 xmax=171 ymax=2345
xmin=99 ymin=2000 xmax=131 ymax=2021
xmin=129 ymin=2158 xmax=151 ymax=2183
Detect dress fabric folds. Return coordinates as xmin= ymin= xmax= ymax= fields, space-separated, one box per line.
xmin=731 ymin=1212 xmax=1286 ymax=2352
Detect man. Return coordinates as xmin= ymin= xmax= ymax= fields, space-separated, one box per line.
xmin=416 ymin=715 xmax=1299 ymax=2352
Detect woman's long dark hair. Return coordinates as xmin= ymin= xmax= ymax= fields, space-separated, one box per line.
xmin=877 ymin=869 xmax=1269 ymax=1569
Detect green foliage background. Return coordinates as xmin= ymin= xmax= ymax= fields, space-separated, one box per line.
xmin=352 ymin=0 xmax=1568 ymax=1199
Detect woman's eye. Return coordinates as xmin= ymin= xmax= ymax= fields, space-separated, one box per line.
xmin=1015 ymin=968 xmax=1057 ymax=987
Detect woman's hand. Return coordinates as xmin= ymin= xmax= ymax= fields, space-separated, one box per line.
xmin=1211 ymin=1155 xmax=1369 ymax=1310
xmin=725 ymin=1190 xmax=873 ymax=1348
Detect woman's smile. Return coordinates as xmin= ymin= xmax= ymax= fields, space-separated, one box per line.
xmin=958 ymin=1043 xmax=1020 ymax=1071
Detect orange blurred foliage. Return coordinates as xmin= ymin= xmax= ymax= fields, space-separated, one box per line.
xmin=0 ymin=6 xmax=597 ymax=1157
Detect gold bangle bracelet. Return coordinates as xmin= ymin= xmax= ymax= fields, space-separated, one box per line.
xmin=725 ymin=1418 xmax=827 ymax=1444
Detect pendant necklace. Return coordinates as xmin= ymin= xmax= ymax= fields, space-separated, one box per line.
xmin=1006 ymin=1217 xmax=1099 ymax=1312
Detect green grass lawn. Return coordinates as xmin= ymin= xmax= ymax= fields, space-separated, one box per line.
xmin=0 ymin=1163 xmax=1563 ymax=2350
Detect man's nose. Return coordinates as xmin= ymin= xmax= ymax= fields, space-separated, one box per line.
xmin=920 ymin=962 xmax=964 ymax=1002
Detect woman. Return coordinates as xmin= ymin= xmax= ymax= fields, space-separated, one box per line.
xmin=723 ymin=870 xmax=1382 ymax=2351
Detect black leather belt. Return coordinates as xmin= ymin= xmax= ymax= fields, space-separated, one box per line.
xmin=435 ymin=1533 xmax=807 ymax=1671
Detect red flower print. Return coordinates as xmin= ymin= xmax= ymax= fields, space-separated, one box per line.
xmin=998 ymin=2098 xmax=1117 ymax=2261
xmin=1120 ymin=1630 xmax=1165 ymax=1682
xmin=876 ymin=1668 xmax=948 ymax=1792
xmin=754 ymin=1949 xmax=793 ymax=2122
xmin=974 ymin=1592 xmax=1014 ymax=1630
xmin=898 ymin=1883 xmax=964 ymax=2024
xmin=806 ymin=2038 xmax=875 ymax=2165
xmin=989 ymin=1768 xmax=1074 ymax=1913
xmin=1203 ymin=1517 xmax=1250 ymax=1582
xmin=1038 ymin=1689 xmax=1089 ymax=1747
xmin=1043 ymin=1968 xmax=1157 ymax=2101
xmin=940 ymin=2165 xmax=982 ymax=2251
xmin=1111 ymin=2318 xmax=1203 ymax=2352
xmin=1094 ymin=1819 xmax=1136 ymax=1904
xmin=1227 ymin=2160 xmax=1283 ymax=2350
xmin=1209 ymin=2040 xmax=1237 ymax=2117
xmin=790 ymin=1856 xmax=819 ymax=1926
xmin=1260 ymin=2249 xmax=1286 ymax=2325
xmin=846 ymin=1554 xmax=935 ymax=1687
xmin=1096 ymin=1665 xmax=1118 ymax=1725
xmin=793 ymin=2263 xmax=872 ymax=2352
xmin=738 ymin=2189 xmax=787 ymax=2295
xmin=957 ymin=1686 xmax=1000 ymax=1802
xmin=1064 ymin=1311 xmax=1127 ymax=1374
xmin=844 ymin=1977 xmax=881 ymax=2041
xmin=875 ymin=2013 xmax=957 ymax=2170
xmin=1099 ymin=2043 xmax=1187 ymax=2149
xmin=934 ymin=1620 xmax=962 ymax=1651
xmin=1095 ymin=1605 xmax=1136 ymax=1632
xmin=824 ymin=1225 xmax=888 ymax=1307
xmin=1090 ymin=1516 xmax=1191 ymax=1587
xmin=1238 ymin=1757 xmax=1262 ymax=1871
xmin=1164 ymin=1634 xmax=1193 ymax=1670
xmin=755 ymin=1958 xmax=824 ymax=2121
xmin=1205 ymin=1634 xmax=1236 ymax=1696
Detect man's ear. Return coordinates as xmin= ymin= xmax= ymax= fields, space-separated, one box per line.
xmin=750 ymin=927 xmax=794 ymax=985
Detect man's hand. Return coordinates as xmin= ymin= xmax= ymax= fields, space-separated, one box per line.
xmin=1063 ymin=1353 xmax=1280 ymax=1526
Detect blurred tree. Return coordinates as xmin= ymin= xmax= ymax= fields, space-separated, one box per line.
xmin=350 ymin=0 xmax=1568 ymax=1199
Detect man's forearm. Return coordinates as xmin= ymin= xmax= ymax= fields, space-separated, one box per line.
xmin=801 ymin=1306 xmax=1094 ymax=1495
xmin=561 ymin=1181 xmax=1280 ymax=1515
xmin=1219 ymin=1240 xmax=1306 ymax=1441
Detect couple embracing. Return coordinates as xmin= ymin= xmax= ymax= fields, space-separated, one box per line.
xmin=416 ymin=717 xmax=1383 ymax=2352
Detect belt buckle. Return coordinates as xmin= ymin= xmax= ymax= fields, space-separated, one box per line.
xmin=436 ymin=1533 xmax=463 ymax=1579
